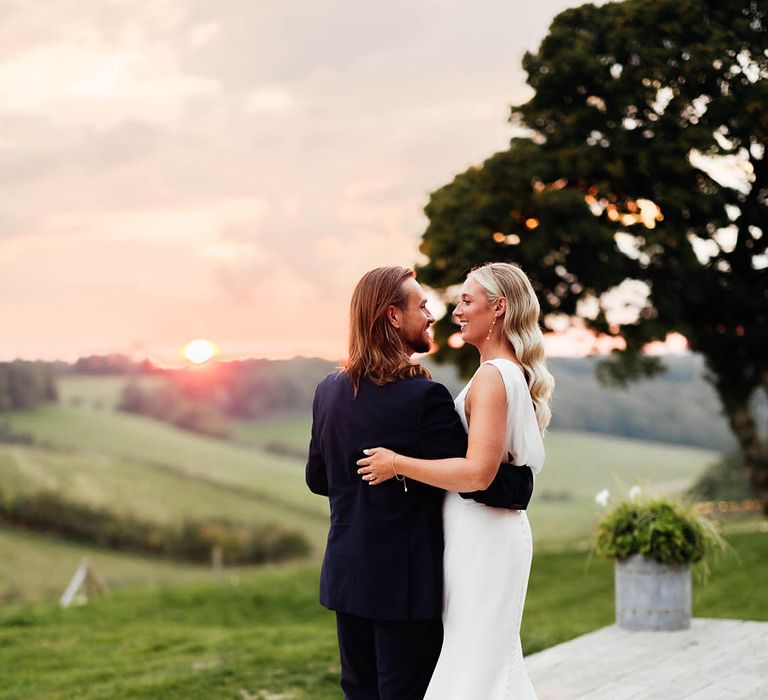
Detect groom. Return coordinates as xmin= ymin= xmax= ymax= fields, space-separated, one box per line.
xmin=306 ymin=266 xmax=534 ymax=700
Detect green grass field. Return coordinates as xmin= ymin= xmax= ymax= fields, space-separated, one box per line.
xmin=57 ymin=375 xmax=161 ymax=410
xmin=528 ymin=431 xmax=716 ymax=544
xmin=0 ymin=530 xmax=765 ymax=699
xmin=0 ymin=441 xmax=328 ymax=548
xmin=0 ymin=526 xmax=223 ymax=603
xmin=0 ymin=376 xmax=763 ymax=698
xmin=7 ymin=404 xmax=316 ymax=511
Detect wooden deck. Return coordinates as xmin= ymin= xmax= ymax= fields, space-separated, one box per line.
xmin=526 ymin=618 xmax=768 ymax=699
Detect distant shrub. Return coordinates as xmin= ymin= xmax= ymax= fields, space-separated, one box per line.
xmin=73 ymin=354 xmax=154 ymax=375
xmin=688 ymin=447 xmax=758 ymax=502
xmin=262 ymin=441 xmax=309 ymax=461
xmin=0 ymin=422 xmax=37 ymax=446
xmin=538 ymin=489 xmax=573 ymax=502
xmin=0 ymin=488 xmax=310 ymax=565
xmin=0 ymin=361 xmax=58 ymax=412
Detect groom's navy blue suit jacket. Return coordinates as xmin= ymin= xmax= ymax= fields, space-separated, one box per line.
xmin=306 ymin=371 xmax=534 ymax=622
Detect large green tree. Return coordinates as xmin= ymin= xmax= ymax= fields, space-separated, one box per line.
xmin=418 ymin=0 xmax=768 ymax=510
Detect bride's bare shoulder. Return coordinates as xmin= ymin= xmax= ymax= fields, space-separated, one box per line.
xmin=466 ymin=363 xmax=506 ymax=405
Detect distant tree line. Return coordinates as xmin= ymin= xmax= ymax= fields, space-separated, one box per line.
xmin=545 ymin=356 xmax=767 ymax=451
xmin=428 ymin=355 xmax=766 ymax=452
xmin=0 ymin=487 xmax=310 ymax=565
xmin=0 ymin=361 xmax=58 ymax=411
xmin=82 ymin=353 xmax=767 ymax=453
xmin=73 ymin=354 xmax=157 ymax=375
xmin=117 ymin=358 xmax=333 ymax=438
xmin=174 ymin=357 xmax=333 ymax=419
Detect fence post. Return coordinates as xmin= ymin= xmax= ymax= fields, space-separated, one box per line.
xmin=212 ymin=545 xmax=223 ymax=581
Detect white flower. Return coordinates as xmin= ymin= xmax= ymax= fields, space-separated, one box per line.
xmin=595 ymin=488 xmax=610 ymax=507
xmin=629 ymin=485 xmax=642 ymax=501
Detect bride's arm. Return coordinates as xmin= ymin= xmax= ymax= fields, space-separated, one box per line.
xmin=357 ymin=365 xmax=508 ymax=491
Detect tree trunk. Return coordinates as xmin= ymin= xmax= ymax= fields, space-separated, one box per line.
xmin=718 ymin=388 xmax=768 ymax=516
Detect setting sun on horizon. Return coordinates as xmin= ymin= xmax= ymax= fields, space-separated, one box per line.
xmin=183 ymin=339 xmax=219 ymax=365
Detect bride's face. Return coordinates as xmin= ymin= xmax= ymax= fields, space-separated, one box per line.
xmin=452 ymin=277 xmax=495 ymax=347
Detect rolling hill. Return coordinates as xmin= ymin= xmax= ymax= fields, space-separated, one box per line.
xmin=1 ymin=376 xmax=718 ymax=553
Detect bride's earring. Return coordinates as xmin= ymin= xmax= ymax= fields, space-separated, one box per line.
xmin=486 ymin=315 xmax=497 ymax=341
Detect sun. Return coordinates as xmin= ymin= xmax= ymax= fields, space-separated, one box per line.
xmin=183 ymin=339 xmax=218 ymax=365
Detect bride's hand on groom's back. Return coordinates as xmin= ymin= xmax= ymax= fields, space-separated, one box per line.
xmin=357 ymin=447 xmax=396 ymax=485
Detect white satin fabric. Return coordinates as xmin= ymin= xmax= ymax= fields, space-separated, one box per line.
xmin=424 ymin=359 xmax=544 ymax=700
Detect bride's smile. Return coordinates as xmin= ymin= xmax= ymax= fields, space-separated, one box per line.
xmin=453 ymin=277 xmax=500 ymax=348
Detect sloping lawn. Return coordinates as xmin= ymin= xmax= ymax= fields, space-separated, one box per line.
xmin=1 ymin=531 xmax=765 ymax=699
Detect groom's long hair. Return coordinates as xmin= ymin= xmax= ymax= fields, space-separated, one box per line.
xmin=344 ymin=266 xmax=431 ymax=396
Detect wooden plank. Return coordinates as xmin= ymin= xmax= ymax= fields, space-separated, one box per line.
xmin=526 ymin=618 xmax=768 ymax=700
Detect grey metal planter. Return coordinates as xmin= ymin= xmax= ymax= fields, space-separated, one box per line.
xmin=615 ymin=554 xmax=691 ymax=631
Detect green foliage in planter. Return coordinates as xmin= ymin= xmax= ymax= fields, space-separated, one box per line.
xmin=595 ymin=498 xmax=723 ymax=566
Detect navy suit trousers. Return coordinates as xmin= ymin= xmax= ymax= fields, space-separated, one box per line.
xmin=336 ymin=612 xmax=443 ymax=700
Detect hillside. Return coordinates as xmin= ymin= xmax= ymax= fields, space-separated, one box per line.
xmin=0 ymin=441 xmax=327 ymax=544
xmin=1 ymin=376 xmax=717 ymax=557
xmin=0 ymin=526 xmax=219 ymax=603
xmin=1 ymin=397 xmax=331 ymax=569
xmin=5 ymin=404 xmax=324 ymax=519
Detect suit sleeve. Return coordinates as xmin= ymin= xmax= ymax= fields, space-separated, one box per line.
xmin=305 ymin=386 xmax=329 ymax=496
xmin=459 ymin=464 xmax=534 ymax=510
xmin=417 ymin=383 xmax=468 ymax=460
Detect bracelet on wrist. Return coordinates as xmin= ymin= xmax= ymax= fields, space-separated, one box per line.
xmin=391 ymin=453 xmax=408 ymax=493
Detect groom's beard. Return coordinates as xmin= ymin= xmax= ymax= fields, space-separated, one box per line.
xmin=405 ymin=330 xmax=432 ymax=355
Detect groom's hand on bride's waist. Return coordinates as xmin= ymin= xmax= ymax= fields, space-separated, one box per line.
xmin=459 ymin=463 xmax=534 ymax=510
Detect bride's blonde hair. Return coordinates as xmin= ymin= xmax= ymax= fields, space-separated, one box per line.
xmin=469 ymin=262 xmax=554 ymax=434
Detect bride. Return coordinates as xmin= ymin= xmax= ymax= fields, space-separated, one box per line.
xmin=357 ymin=262 xmax=554 ymax=699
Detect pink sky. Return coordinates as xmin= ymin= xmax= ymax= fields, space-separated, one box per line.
xmin=0 ymin=1 xmax=693 ymax=364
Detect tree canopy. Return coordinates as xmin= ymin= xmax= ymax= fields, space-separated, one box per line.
xmin=417 ymin=0 xmax=768 ymax=510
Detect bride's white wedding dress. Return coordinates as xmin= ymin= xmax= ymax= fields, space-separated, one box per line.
xmin=425 ymin=358 xmax=545 ymax=700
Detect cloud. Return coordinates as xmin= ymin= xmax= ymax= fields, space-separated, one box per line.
xmin=0 ymin=36 xmax=219 ymax=127
xmin=244 ymin=87 xmax=297 ymax=114
xmin=0 ymin=0 xmax=579 ymax=361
